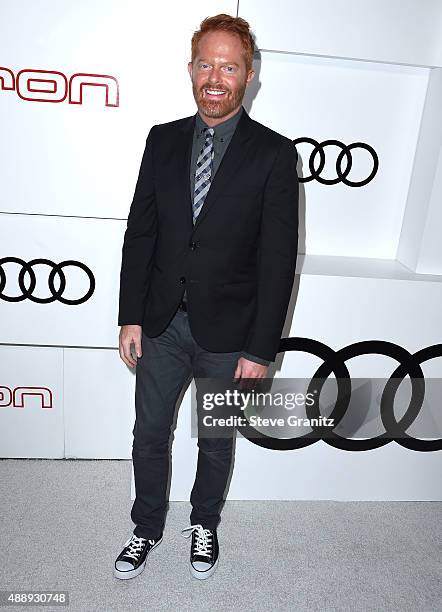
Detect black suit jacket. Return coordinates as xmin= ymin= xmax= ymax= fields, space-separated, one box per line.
xmin=118 ymin=106 xmax=299 ymax=363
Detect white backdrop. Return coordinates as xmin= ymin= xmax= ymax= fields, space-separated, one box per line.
xmin=1 ymin=0 xmax=441 ymax=501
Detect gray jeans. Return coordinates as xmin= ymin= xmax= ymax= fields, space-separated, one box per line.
xmin=131 ymin=304 xmax=242 ymax=539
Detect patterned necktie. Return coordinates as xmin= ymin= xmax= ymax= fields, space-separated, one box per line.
xmin=193 ymin=127 xmax=215 ymax=224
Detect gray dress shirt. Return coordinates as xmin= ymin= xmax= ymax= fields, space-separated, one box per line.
xmin=182 ymin=105 xmax=270 ymax=367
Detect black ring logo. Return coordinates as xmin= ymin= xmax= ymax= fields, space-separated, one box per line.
xmin=293 ymin=137 xmax=379 ymax=186
xmin=235 ymin=339 xmax=441 ymax=452
xmin=0 ymin=257 xmax=95 ymax=305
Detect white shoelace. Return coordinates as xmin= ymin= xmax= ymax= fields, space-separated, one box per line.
xmin=181 ymin=524 xmax=213 ymax=558
xmin=124 ymin=535 xmax=156 ymax=561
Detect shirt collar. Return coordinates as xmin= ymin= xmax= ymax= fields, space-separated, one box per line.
xmin=194 ymin=105 xmax=243 ymax=140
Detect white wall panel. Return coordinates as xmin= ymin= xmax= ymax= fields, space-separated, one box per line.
xmin=228 ymin=440 xmax=442 ymax=501
xmin=0 ymin=0 xmax=237 ymax=218
xmin=224 ymin=268 xmax=442 ymax=500
xmin=0 ymin=213 xmax=122 ymax=347
xmin=245 ymin=51 xmax=428 ymax=258
xmin=418 ymin=146 xmax=442 ymax=274
xmin=64 ymin=347 xmax=135 ymax=459
xmin=397 ymin=69 xmax=442 ymax=273
xmin=0 ymin=345 xmax=64 ymax=457
xmin=239 ymin=0 xmax=442 ymax=67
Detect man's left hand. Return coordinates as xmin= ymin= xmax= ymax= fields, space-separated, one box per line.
xmin=234 ymin=356 xmax=268 ymax=389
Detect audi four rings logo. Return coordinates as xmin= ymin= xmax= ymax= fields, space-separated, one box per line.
xmin=0 ymin=257 xmax=95 ymax=304
xmin=235 ymin=338 xmax=442 ymax=453
xmin=293 ymin=137 xmax=379 ymax=186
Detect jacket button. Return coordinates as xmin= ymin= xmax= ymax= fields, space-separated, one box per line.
xmin=179 ymin=276 xmax=186 ymax=284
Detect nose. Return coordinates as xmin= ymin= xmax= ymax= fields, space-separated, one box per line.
xmin=208 ymin=67 xmax=222 ymax=83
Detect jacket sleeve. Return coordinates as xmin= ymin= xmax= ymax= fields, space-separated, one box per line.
xmin=118 ymin=126 xmax=158 ymax=326
xmin=241 ymin=351 xmax=271 ymax=367
xmin=243 ymin=138 xmax=299 ymax=362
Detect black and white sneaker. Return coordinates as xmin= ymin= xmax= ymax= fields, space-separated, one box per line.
xmin=114 ymin=533 xmax=163 ymax=580
xmin=181 ymin=524 xmax=219 ymax=580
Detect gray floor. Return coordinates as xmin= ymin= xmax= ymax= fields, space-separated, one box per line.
xmin=0 ymin=459 xmax=441 ymax=612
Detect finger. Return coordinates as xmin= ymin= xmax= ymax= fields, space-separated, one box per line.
xmin=123 ymin=341 xmax=137 ymax=368
xmin=233 ymin=361 xmax=242 ymax=382
xmin=134 ymin=338 xmax=142 ymax=358
xmin=128 ymin=347 xmax=137 ymax=367
xmin=118 ymin=342 xmax=130 ymax=367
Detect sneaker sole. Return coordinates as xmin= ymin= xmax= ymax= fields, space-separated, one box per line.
xmin=113 ymin=537 xmax=163 ymax=580
xmin=189 ymin=555 xmax=219 ymax=580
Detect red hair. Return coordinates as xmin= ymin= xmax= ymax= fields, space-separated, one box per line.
xmin=191 ymin=14 xmax=255 ymax=72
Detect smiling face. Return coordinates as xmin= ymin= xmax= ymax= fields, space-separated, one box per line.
xmin=188 ymin=30 xmax=255 ymax=126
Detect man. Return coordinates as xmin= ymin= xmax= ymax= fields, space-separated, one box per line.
xmin=114 ymin=14 xmax=299 ymax=581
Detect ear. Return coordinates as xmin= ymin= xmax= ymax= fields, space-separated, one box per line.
xmin=187 ymin=62 xmax=193 ymax=80
xmin=246 ymin=69 xmax=255 ymax=85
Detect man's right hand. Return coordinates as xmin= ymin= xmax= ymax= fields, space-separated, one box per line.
xmin=119 ymin=324 xmax=142 ymax=368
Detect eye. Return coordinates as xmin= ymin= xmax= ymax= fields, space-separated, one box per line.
xmin=224 ymin=66 xmax=235 ymax=72
xmin=199 ymin=63 xmax=210 ymax=69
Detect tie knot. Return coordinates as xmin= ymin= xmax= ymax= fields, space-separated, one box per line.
xmin=204 ymin=127 xmax=215 ymax=138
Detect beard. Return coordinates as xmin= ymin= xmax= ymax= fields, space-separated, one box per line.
xmin=192 ymin=80 xmax=247 ymax=118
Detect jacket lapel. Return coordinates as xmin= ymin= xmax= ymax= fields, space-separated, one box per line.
xmin=176 ymin=114 xmax=196 ymax=233
xmin=176 ymin=106 xmax=254 ymax=233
